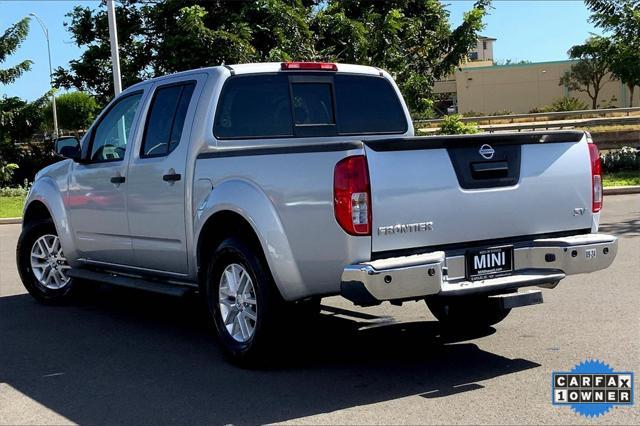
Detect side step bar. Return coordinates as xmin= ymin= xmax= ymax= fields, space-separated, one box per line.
xmin=66 ymin=268 xmax=193 ymax=297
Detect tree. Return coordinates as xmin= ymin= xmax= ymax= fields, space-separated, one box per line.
xmin=54 ymin=0 xmax=317 ymax=105
xmin=311 ymin=0 xmax=491 ymax=113
xmin=150 ymin=1 xmax=316 ymax=73
xmin=585 ymin=0 xmax=640 ymax=106
xmin=53 ymin=0 xmax=491 ymax=115
xmin=585 ymin=0 xmax=640 ymax=41
xmin=53 ymin=1 xmax=151 ymax=106
xmin=529 ymin=97 xmax=588 ymax=113
xmin=607 ymin=44 xmax=640 ymax=106
xmin=44 ymin=92 xmax=99 ymax=136
xmin=494 ymin=59 xmax=531 ymax=66
xmin=560 ymin=37 xmax=610 ymax=109
xmin=0 ymin=94 xmax=53 ymax=185
xmin=0 ymin=17 xmax=32 ymax=85
xmin=438 ymin=114 xmax=479 ymax=135
xmin=0 ymin=161 xmax=19 ymax=186
xmin=0 ymin=95 xmax=47 ymax=145
xmin=0 ymin=18 xmax=47 ymax=184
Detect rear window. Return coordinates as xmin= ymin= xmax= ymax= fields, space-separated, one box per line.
xmin=214 ymin=73 xmax=407 ymax=139
xmin=291 ymin=83 xmax=335 ymax=125
xmin=214 ymin=75 xmax=292 ymax=139
xmin=334 ymin=75 xmax=407 ymax=135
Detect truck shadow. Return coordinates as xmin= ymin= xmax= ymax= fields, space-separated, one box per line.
xmin=598 ymin=217 xmax=640 ymax=238
xmin=0 ymin=288 xmax=540 ymax=425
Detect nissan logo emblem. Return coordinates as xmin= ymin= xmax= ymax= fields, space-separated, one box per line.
xmin=479 ymin=144 xmax=495 ymax=160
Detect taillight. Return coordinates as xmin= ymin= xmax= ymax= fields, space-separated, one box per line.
xmin=334 ymin=155 xmax=371 ymax=235
xmin=588 ymin=143 xmax=602 ymax=212
xmin=281 ymin=62 xmax=338 ymax=71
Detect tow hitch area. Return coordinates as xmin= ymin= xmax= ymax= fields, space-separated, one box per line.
xmin=488 ymin=290 xmax=543 ymax=310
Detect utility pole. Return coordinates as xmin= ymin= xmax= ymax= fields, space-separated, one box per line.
xmin=106 ymin=0 xmax=122 ymax=96
xmin=29 ymin=13 xmax=58 ymax=139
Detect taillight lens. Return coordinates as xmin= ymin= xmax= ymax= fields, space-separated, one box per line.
xmin=334 ymin=155 xmax=371 ymax=235
xmin=588 ymin=143 xmax=602 ymax=212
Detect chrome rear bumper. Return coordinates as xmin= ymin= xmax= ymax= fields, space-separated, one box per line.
xmin=341 ymin=233 xmax=618 ymax=306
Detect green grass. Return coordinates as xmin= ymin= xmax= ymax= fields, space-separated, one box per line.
xmin=0 ymin=196 xmax=25 ymax=218
xmin=603 ymin=171 xmax=640 ymax=187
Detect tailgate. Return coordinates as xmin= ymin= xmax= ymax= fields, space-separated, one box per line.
xmin=365 ymin=131 xmax=593 ymax=253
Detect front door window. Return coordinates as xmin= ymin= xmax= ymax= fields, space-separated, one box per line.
xmin=89 ymin=93 xmax=142 ymax=162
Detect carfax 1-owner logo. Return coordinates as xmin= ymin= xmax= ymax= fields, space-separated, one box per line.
xmin=552 ymin=360 xmax=634 ymax=418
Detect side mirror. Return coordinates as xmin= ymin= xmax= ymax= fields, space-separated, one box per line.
xmin=54 ymin=136 xmax=81 ymax=160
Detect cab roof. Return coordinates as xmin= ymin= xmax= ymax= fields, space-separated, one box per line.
xmin=227 ymin=62 xmax=382 ymax=76
xmin=125 ymin=62 xmax=384 ymax=93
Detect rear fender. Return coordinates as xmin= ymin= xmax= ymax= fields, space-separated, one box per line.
xmin=195 ymin=179 xmax=304 ymax=300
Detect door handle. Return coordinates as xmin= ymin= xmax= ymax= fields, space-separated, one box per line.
xmin=110 ymin=176 xmax=126 ymax=184
xmin=162 ymin=173 xmax=181 ymax=182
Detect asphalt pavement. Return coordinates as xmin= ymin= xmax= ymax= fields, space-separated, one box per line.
xmin=0 ymin=194 xmax=638 ymax=425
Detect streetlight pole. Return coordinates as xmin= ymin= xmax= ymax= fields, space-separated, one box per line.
xmin=29 ymin=13 xmax=58 ymax=139
xmin=106 ymin=0 xmax=122 ymax=96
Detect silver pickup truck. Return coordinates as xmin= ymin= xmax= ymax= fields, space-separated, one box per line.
xmin=17 ymin=62 xmax=618 ymax=364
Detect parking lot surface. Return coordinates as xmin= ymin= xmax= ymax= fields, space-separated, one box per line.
xmin=0 ymin=194 xmax=638 ymax=425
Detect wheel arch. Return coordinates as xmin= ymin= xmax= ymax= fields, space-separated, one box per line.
xmin=24 ymin=177 xmax=79 ymax=264
xmin=23 ymin=199 xmax=52 ymax=225
xmin=196 ymin=210 xmax=263 ymax=285
xmin=194 ymin=179 xmax=304 ymax=301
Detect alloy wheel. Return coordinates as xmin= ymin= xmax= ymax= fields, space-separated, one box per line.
xmin=30 ymin=234 xmax=70 ymax=290
xmin=218 ymin=263 xmax=258 ymax=342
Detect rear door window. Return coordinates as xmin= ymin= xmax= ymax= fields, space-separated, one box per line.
xmin=141 ymin=81 xmax=196 ymax=158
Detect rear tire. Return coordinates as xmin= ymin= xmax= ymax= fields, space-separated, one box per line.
xmin=16 ymin=219 xmax=76 ymax=304
xmin=205 ymin=236 xmax=284 ymax=366
xmin=426 ymin=295 xmax=511 ymax=329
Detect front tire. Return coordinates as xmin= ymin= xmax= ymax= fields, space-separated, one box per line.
xmin=205 ymin=237 xmax=284 ymax=366
xmin=426 ymin=295 xmax=511 ymax=329
xmin=17 ymin=219 xmax=75 ymax=304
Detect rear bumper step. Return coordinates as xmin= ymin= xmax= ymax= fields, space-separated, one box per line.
xmin=341 ymin=233 xmax=617 ymax=306
xmin=489 ymin=290 xmax=543 ymax=310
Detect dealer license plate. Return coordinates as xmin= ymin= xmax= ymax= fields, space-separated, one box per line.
xmin=465 ymin=245 xmax=514 ymax=281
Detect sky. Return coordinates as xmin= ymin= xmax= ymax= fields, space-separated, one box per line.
xmin=446 ymin=0 xmax=602 ymax=62
xmin=1 ymin=0 xmax=98 ymax=101
xmin=1 ymin=0 xmax=603 ymax=101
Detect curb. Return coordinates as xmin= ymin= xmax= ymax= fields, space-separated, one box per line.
xmin=604 ymin=185 xmax=640 ymax=195
xmin=0 ymin=217 xmax=22 ymax=225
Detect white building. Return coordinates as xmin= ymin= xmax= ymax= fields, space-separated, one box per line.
xmin=468 ymin=36 xmax=496 ymax=63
